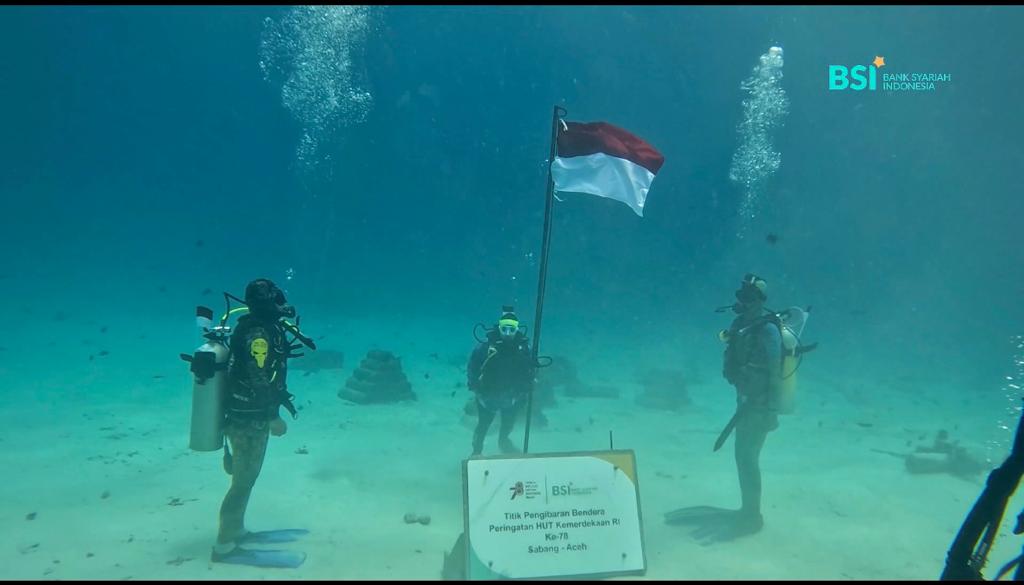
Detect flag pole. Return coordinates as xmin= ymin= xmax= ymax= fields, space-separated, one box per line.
xmin=523 ymin=104 xmax=566 ymax=455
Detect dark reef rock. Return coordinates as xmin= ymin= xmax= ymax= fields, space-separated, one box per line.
xmin=338 ymin=350 xmax=415 ymax=404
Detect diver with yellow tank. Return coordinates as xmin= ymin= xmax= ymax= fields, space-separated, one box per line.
xmin=182 ymin=278 xmax=317 ymax=568
xmin=665 ymin=273 xmax=816 ymax=544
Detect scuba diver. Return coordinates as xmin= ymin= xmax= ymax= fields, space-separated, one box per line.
xmin=666 ymin=273 xmax=816 ymax=544
xmin=941 ymin=397 xmax=1024 ymax=581
xmin=206 ymin=278 xmax=315 ymax=568
xmin=467 ymin=306 xmax=535 ymax=456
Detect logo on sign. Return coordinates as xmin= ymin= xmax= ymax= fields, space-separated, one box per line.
xmin=509 ymin=480 xmax=541 ymax=501
xmin=551 ymin=482 xmax=599 ymax=497
xmin=510 ymin=482 xmax=524 ymax=500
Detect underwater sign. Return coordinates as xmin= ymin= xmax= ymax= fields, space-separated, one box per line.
xmin=462 ymin=450 xmax=646 ymax=580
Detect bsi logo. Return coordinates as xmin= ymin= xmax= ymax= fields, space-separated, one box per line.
xmin=828 ymin=55 xmax=950 ymax=93
xmin=829 ymin=56 xmax=885 ymax=91
xmin=829 ymin=66 xmax=877 ymax=91
xmin=551 ymin=482 xmax=598 ymax=497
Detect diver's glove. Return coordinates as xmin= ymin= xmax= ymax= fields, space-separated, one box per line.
xmin=269 ymin=417 xmax=288 ymax=437
xmin=276 ymin=388 xmax=298 ymax=420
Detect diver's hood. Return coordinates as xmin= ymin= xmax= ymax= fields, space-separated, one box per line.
xmin=245 ymin=278 xmax=295 ymax=319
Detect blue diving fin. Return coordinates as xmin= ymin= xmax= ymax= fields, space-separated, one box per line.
xmin=211 ymin=545 xmax=306 ymax=569
xmin=237 ymin=529 xmax=310 ymax=545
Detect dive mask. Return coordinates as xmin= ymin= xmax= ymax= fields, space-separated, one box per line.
xmin=498 ymin=319 xmax=519 ymax=337
xmin=731 ymin=274 xmax=767 ymax=313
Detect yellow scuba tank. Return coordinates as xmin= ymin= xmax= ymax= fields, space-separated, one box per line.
xmin=183 ymin=306 xmax=230 ymax=452
xmin=777 ymin=306 xmax=809 ymax=415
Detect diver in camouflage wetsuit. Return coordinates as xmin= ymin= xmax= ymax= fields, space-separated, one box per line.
xmin=211 ymin=279 xmax=303 ymax=567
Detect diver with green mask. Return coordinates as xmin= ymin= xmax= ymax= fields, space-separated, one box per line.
xmin=467 ymin=306 xmax=535 ymax=456
xmin=666 ymin=274 xmax=805 ymax=544
xmin=207 ymin=278 xmax=316 ymax=568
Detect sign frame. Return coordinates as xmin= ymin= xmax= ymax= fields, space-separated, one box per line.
xmin=461 ymin=448 xmax=647 ymax=581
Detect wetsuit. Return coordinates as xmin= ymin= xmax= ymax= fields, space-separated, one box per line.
xmin=723 ymin=312 xmax=782 ymax=518
xmin=467 ymin=331 xmax=534 ymax=455
xmin=217 ymin=312 xmax=296 ymax=545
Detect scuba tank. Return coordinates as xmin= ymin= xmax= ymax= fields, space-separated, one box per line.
xmin=180 ymin=290 xmax=318 ymax=453
xmin=774 ymin=307 xmax=815 ymax=415
xmin=777 ymin=306 xmax=810 ymax=415
xmin=717 ymin=305 xmax=815 ymax=415
xmin=181 ymin=305 xmax=232 ymax=452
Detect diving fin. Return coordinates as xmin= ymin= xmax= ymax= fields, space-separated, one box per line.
xmin=664 ymin=506 xmax=764 ymax=544
xmin=211 ymin=545 xmax=306 ymax=569
xmin=237 ymin=529 xmax=310 ymax=545
xmin=664 ymin=506 xmax=733 ymax=526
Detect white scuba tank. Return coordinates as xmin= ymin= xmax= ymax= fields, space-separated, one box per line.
xmin=187 ymin=306 xmax=229 ymax=452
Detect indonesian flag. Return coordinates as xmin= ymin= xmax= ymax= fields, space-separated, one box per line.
xmin=551 ymin=121 xmax=665 ymax=217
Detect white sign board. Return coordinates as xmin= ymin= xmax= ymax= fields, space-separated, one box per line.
xmin=463 ymin=450 xmax=646 ymax=580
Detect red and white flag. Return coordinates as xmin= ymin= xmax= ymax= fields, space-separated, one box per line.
xmin=551 ymin=121 xmax=665 ymax=217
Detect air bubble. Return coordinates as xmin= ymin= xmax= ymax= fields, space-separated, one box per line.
xmin=987 ymin=335 xmax=1024 ymax=464
xmin=729 ymin=46 xmax=789 ymax=236
xmin=260 ymin=6 xmax=379 ymax=173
